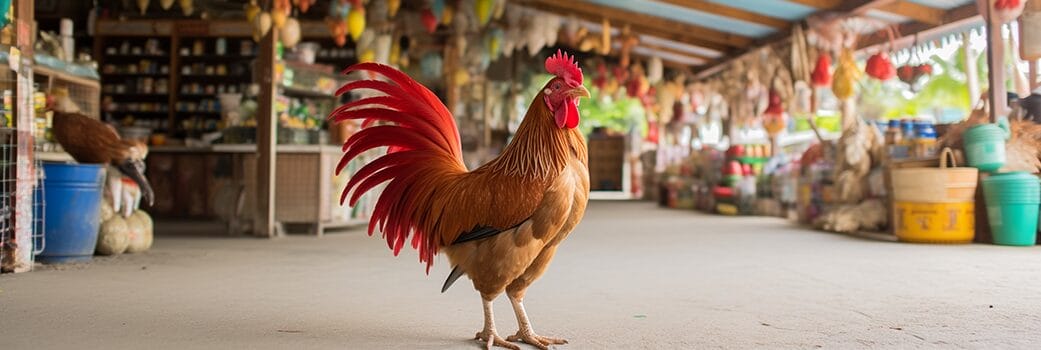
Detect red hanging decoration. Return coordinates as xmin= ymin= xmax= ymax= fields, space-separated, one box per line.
xmin=421 ymin=9 xmax=438 ymax=34
xmin=865 ymin=52 xmax=896 ymax=81
xmin=811 ymin=52 xmax=832 ymax=87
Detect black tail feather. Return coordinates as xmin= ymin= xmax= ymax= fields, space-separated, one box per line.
xmin=441 ymin=266 xmax=465 ymax=293
xmin=117 ymin=159 xmax=154 ymax=206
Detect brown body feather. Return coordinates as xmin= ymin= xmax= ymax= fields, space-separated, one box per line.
xmin=52 ymin=111 xmax=154 ymax=204
xmin=436 ymin=93 xmax=590 ymax=297
xmin=52 ymin=111 xmax=147 ymax=164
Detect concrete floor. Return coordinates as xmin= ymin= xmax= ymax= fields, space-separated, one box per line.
xmin=3 ymin=201 xmax=1041 ymax=349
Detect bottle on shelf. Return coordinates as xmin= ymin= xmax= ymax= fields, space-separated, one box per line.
xmin=914 ymin=121 xmax=937 ymax=158
xmin=885 ymin=119 xmax=907 ymax=160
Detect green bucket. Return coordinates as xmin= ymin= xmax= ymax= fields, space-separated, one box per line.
xmin=983 ymin=172 xmax=1040 ymax=246
xmin=964 ymin=121 xmax=1010 ymax=173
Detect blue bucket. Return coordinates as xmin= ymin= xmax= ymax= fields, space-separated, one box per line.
xmin=35 ymin=163 xmax=105 ymax=263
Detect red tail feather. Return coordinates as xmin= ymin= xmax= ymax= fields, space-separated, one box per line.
xmin=331 ymin=63 xmax=466 ymax=271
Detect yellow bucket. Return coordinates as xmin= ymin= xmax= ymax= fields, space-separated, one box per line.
xmin=890 ymin=148 xmax=979 ymax=243
xmin=893 ymin=202 xmax=975 ymax=243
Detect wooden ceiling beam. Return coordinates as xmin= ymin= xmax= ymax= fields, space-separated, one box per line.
xmin=636 ymin=41 xmax=714 ymax=61
xmin=654 ymin=0 xmax=789 ymax=30
xmin=778 ymin=0 xmax=947 ymax=26
xmin=784 ymin=0 xmax=844 ymax=9
xmin=875 ymin=0 xmax=945 ymax=25
xmin=694 ymin=0 xmax=884 ymax=78
xmin=521 ymin=0 xmax=750 ymax=51
xmin=857 ymin=3 xmax=978 ymax=50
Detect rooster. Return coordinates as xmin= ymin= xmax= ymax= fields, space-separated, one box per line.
xmin=51 ymin=111 xmax=155 ymax=206
xmin=331 ymin=50 xmax=590 ymax=350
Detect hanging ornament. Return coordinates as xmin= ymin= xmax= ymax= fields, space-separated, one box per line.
xmin=831 ymin=48 xmax=859 ymax=100
xmin=160 ymin=0 xmax=175 ymax=10
xmin=811 ymin=51 xmax=832 ymax=87
xmin=244 ymin=0 xmax=260 ymax=22
xmin=598 ymin=18 xmax=611 ymax=55
xmin=865 ymin=51 xmax=895 ymax=81
xmin=252 ymin=12 xmax=272 ymax=41
xmin=762 ymin=89 xmax=786 ymax=137
xmin=327 ymin=17 xmax=348 ymax=47
xmin=442 ymin=2 xmax=456 ymax=25
xmin=179 ymin=0 xmax=194 ymax=16
xmin=137 ymin=0 xmax=150 ymax=15
xmin=347 ymin=4 xmax=366 ymax=41
xmin=647 ymin=57 xmax=663 ymax=84
xmin=281 ymin=18 xmax=302 ymax=48
xmin=421 ymin=9 xmax=438 ymax=34
xmin=381 ymin=0 xmax=397 ymax=17
xmin=618 ymin=25 xmax=639 ymax=68
xmin=294 ymin=0 xmax=313 ymax=13
xmin=272 ymin=0 xmax=290 ymax=29
xmin=476 ymin=0 xmax=493 ymax=26
xmin=979 ymin=0 xmax=1025 ymax=24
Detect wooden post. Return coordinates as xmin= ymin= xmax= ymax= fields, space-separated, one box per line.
xmin=254 ymin=27 xmax=278 ymax=237
xmin=985 ymin=0 xmax=1008 ymax=121
xmin=8 ymin=0 xmax=35 ymax=272
xmin=1030 ymin=59 xmax=1038 ymax=91
xmin=964 ymin=32 xmax=981 ymax=104
xmin=483 ymin=79 xmax=491 ymax=148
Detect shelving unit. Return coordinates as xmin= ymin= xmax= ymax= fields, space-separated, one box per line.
xmin=95 ymin=20 xmax=257 ymax=138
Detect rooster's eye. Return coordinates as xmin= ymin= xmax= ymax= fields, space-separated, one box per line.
xmin=553 ymin=82 xmax=562 ymax=90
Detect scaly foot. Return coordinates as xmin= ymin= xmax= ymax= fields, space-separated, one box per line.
xmin=507 ymin=330 xmax=567 ymax=350
xmin=475 ymin=329 xmax=520 ymax=350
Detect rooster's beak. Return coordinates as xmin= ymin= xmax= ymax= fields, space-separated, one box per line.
xmin=569 ymin=85 xmax=591 ymax=99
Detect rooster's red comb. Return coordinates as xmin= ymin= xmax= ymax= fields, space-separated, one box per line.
xmin=545 ymin=49 xmax=582 ymax=85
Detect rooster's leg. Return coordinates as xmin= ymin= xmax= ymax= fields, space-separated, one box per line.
xmin=475 ymin=298 xmax=519 ymax=350
xmin=506 ymin=295 xmax=568 ymax=350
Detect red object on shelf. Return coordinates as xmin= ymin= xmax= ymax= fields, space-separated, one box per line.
xmin=713 ymin=186 xmax=735 ymax=198
xmin=727 ymin=145 xmax=746 ymax=158
xmin=723 ymin=160 xmax=742 ymax=175
xmin=742 ymin=164 xmax=753 ymax=176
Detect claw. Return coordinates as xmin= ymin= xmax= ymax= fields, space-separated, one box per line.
xmin=476 ymin=330 xmax=520 ymax=350
xmin=507 ymin=330 xmax=568 ymax=350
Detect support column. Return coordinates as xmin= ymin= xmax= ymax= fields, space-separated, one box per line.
xmin=985 ymin=0 xmax=1007 ymax=121
xmin=8 ymin=0 xmax=35 ymax=272
xmin=254 ymin=27 xmax=277 ymax=237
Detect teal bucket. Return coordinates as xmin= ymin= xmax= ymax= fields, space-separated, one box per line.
xmin=983 ymin=172 xmax=1041 ymax=246
xmin=964 ymin=121 xmax=1010 ymax=173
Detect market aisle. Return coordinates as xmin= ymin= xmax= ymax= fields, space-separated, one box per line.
xmin=3 ymin=201 xmax=1041 ymax=349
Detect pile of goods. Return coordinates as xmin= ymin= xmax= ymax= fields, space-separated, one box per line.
xmin=96 ymin=170 xmax=154 ymax=256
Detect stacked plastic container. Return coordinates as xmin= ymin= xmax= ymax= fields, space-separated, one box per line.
xmin=967 ymin=120 xmax=1041 ymax=246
